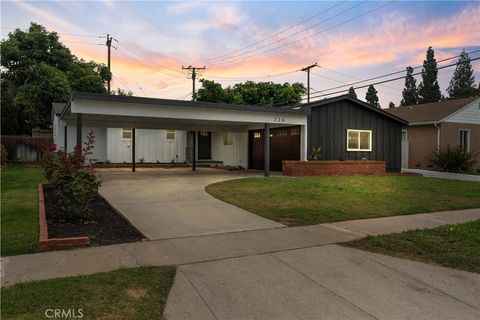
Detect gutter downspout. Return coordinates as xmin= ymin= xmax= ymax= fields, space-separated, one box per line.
xmin=434 ymin=122 xmax=440 ymax=149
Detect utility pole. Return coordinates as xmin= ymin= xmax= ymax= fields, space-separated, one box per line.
xmin=301 ymin=63 xmax=318 ymax=103
xmin=106 ymin=34 xmax=112 ymax=93
xmin=100 ymin=34 xmax=117 ymax=94
xmin=182 ymin=65 xmax=206 ymax=101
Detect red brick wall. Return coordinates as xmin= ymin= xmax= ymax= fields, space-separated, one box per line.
xmin=282 ymin=160 xmax=386 ymax=176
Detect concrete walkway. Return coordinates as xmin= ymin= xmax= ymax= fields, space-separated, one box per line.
xmin=99 ymin=168 xmax=283 ymax=240
xmin=402 ymin=168 xmax=480 ymax=181
xmin=2 ymin=208 xmax=479 ymax=287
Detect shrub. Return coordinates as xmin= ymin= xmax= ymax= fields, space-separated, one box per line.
xmin=310 ymin=147 xmax=321 ymax=160
xmin=0 ymin=145 xmax=7 ymax=166
xmin=426 ymin=144 xmax=479 ymax=173
xmin=42 ymin=132 xmax=102 ymax=219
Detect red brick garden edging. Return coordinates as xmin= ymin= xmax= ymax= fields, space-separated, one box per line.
xmin=282 ymin=160 xmax=387 ymax=176
xmin=38 ymin=184 xmax=90 ymax=251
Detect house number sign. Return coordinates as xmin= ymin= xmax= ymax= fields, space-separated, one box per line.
xmin=274 ymin=117 xmax=285 ymax=122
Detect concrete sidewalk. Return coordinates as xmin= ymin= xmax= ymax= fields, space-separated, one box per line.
xmin=165 ymin=245 xmax=479 ymax=320
xmin=2 ymin=208 xmax=479 ymax=287
xmin=402 ymin=168 xmax=480 ymax=181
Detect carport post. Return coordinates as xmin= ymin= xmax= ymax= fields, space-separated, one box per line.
xmin=192 ymin=131 xmax=196 ymax=171
xmin=76 ymin=113 xmax=82 ymax=149
xmin=264 ymin=123 xmax=270 ymax=177
xmin=132 ymin=128 xmax=136 ymax=172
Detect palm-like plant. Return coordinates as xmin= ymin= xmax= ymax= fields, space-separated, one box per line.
xmin=426 ymin=145 xmax=479 ymax=173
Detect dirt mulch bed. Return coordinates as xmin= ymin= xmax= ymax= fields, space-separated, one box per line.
xmin=44 ymin=186 xmax=144 ymax=246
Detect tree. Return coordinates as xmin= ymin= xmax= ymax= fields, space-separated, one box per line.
xmin=447 ymin=50 xmax=477 ymax=99
xmin=365 ymin=85 xmax=380 ymax=108
xmin=0 ymin=22 xmax=109 ymax=135
xmin=196 ymin=80 xmax=306 ymax=106
xmin=348 ymin=86 xmax=357 ymax=99
xmin=418 ymin=47 xmax=441 ymax=103
xmin=111 ymin=88 xmax=133 ymax=96
xmin=388 ymin=102 xmax=395 ymax=108
xmin=401 ymin=66 xmax=418 ymax=106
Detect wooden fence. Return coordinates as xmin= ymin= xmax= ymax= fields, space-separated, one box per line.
xmin=1 ymin=135 xmax=53 ymax=162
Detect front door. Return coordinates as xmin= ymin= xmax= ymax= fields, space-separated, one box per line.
xmin=198 ymin=132 xmax=211 ymax=159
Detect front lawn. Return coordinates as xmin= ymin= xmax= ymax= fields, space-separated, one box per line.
xmin=1 ymin=266 xmax=176 ymax=320
xmin=206 ymin=176 xmax=480 ymax=226
xmin=1 ymin=164 xmax=46 ymax=256
xmin=344 ymin=220 xmax=480 ymax=273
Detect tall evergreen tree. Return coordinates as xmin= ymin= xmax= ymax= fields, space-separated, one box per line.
xmin=401 ymin=66 xmax=418 ymax=106
xmin=348 ymin=86 xmax=357 ymax=99
xmin=447 ymin=50 xmax=477 ymax=99
xmin=388 ymin=101 xmax=395 ymax=108
xmin=418 ymin=47 xmax=441 ymax=103
xmin=365 ymin=85 xmax=380 ymax=108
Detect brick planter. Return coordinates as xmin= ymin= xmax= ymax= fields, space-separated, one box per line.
xmin=282 ymin=160 xmax=386 ymax=176
xmin=38 ymin=185 xmax=90 ymax=251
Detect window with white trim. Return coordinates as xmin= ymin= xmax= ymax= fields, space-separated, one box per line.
xmin=166 ymin=130 xmax=175 ymax=140
xmin=223 ymin=132 xmax=233 ymax=145
xmin=459 ymin=129 xmax=470 ymax=152
xmin=254 ymin=132 xmax=261 ymax=139
xmin=347 ymin=129 xmax=372 ymax=151
xmin=122 ymin=129 xmax=132 ymax=140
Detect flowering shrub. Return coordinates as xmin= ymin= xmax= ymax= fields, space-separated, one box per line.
xmin=42 ymin=132 xmax=102 ymax=219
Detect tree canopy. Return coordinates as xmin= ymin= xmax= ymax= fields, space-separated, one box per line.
xmin=447 ymin=50 xmax=477 ymax=99
xmin=348 ymin=86 xmax=357 ymax=99
xmin=365 ymin=85 xmax=380 ymax=108
xmin=401 ymin=66 xmax=419 ymax=106
xmin=418 ymin=47 xmax=441 ymax=103
xmin=196 ymin=79 xmax=306 ymax=106
xmin=1 ymin=22 xmax=111 ymax=135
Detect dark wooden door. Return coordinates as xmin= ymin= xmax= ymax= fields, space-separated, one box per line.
xmin=249 ymin=126 xmax=300 ymax=171
xmin=198 ymin=132 xmax=211 ymax=159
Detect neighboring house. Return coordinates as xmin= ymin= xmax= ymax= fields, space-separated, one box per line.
xmin=385 ymin=97 xmax=480 ymax=170
xmin=52 ymin=92 xmax=406 ymax=173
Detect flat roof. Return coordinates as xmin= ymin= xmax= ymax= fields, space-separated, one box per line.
xmin=68 ymin=92 xmax=309 ymax=115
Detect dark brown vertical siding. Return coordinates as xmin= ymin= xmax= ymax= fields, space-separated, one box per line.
xmin=307 ymin=100 xmax=402 ymax=171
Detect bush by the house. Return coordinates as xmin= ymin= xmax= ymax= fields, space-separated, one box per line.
xmin=426 ymin=144 xmax=479 ymax=173
xmin=42 ymin=132 xmax=102 ymax=219
xmin=310 ymin=147 xmax=321 ymax=160
xmin=1 ymin=145 xmax=7 ymax=166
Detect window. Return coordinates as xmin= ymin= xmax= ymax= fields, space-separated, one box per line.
xmin=122 ymin=129 xmax=132 ymax=140
xmin=199 ymin=132 xmax=209 ymax=137
xmin=275 ymin=129 xmax=288 ymax=137
xmin=254 ymin=132 xmax=261 ymax=139
xmin=290 ymin=127 xmax=300 ymax=136
xmin=347 ymin=129 xmax=372 ymax=151
xmin=460 ymin=129 xmax=470 ymax=152
xmin=223 ymin=132 xmax=233 ymax=145
xmin=166 ymin=130 xmax=175 ymax=140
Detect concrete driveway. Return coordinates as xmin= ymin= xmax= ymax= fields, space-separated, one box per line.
xmin=165 ymin=245 xmax=480 ymax=320
xmin=99 ymin=168 xmax=283 ymax=240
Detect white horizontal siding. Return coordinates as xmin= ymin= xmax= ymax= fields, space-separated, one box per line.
xmin=445 ymin=100 xmax=480 ymax=124
xmin=64 ymin=126 xmax=107 ymax=163
xmin=211 ymin=132 xmax=248 ymax=168
xmin=107 ymin=128 xmax=187 ymax=163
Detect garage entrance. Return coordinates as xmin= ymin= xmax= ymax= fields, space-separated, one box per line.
xmin=249 ymin=126 xmax=301 ymax=171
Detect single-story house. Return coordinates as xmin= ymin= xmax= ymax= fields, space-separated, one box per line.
xmin=52 ymin=92 xmax=407 ymax=174
xmin=385 ymin=97 xmax=480 ymax=170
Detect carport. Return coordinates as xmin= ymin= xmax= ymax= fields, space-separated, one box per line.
xmin=59 ymin=92 xmax=308 ymax=176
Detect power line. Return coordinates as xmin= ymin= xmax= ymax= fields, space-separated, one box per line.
xmin=313 ymin=49 xmax=480 ymax=94
xmin=112 ymin=76 xmax=136 ymax=95
xmin=201 ymin=1 xmax=346 ymax=64
xmin=207 ymin=1 xmax=369 ymax=66
xmin=301 ymin=63 xmax=318 ymax=103
xmin=305 ymin=56 xmax=480 ymax=101
xmin=202 ymin=68 xmax=300 ymax=81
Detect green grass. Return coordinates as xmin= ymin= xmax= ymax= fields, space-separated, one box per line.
xmin=1 ymin=266 xmax=176 ymax=320
xmin=344 ymin=220 xmax=480 ymax=273
xmin=1 ymin=164 xmax=46 ymax=256
xmin=206 ymin=176 xmax=480 ymax=226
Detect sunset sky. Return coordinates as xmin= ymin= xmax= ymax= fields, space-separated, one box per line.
xmin=1 ymin=1 xmax=479 ymax=107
